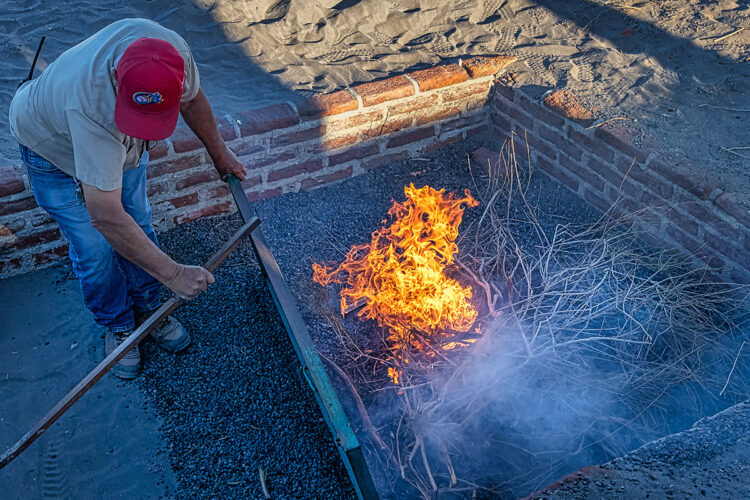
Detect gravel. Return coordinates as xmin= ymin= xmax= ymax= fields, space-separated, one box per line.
xmin=136 ymin=218 xmax=355 ymax=499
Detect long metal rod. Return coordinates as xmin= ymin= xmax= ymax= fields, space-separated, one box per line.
xmin=226 ymin=176 xmax=378 ymax=500
xmin=0 ymin=216 xmax=260 ymax=469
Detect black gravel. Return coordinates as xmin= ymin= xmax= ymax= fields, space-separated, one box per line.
xmin=136 ymin=218 xmax=355 ymax=499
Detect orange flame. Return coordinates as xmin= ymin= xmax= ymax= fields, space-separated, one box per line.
xmin=313 ymin=184 xmax=479 ymax=383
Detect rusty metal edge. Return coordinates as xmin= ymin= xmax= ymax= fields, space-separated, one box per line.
xmin=227 ymin=176 xmax=378 ymax=500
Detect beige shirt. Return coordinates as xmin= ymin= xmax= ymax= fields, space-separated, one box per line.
xmin=9 ymin=18 xmax=200 ymax=191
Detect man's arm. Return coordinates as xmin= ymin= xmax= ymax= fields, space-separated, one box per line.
xmin=81 ymin=184 xmax=214 ymax=299
xmin=180 ymin=88 xmax=247 ymax=181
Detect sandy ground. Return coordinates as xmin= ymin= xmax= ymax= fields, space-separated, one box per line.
xmin=1 ymin=1 xmax=748 ymax=192
xmin=0 ymin=267 xmax=174 ymax=499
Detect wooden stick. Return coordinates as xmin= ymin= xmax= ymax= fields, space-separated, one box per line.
xmin=0 ymin=216 xmax=260 ymax=469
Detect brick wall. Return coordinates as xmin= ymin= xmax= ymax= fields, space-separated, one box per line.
xmin=0 ymin=56 xmax=514 ymax=277
xmin=3 ymin=53 xmax=748 ymax=284
xmin=490 ymin=85 xmax=750 ymax=284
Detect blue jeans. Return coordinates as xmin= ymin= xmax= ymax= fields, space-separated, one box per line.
xmin=20 ymin=145 xmax=162 ymax=333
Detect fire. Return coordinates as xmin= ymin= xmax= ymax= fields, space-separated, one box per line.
xmin=313 ymin=184 xmax=479 ymax=383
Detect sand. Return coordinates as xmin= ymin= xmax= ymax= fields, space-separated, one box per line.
xmin=0 ymin=266 xmax=174 ymax=498
xmin=1 ymin=1 xmax=748 ymax=192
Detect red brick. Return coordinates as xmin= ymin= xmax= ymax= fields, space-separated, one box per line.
xmin=168 ymin=192 xmax=199 ymax=208
xmin=386 ymin=126 xmax=435 ymax=148
xmin=681 ymin=197 xmax=736 ymax=236
xmin=301 ymin=166 xmax=353 ymax=191
xmin=537 ymin=154 xmax=579 ymax=192
xmin=416 ymin=107 xmax=461 ymax=126
xmin=625 ymin=163 xmax=673 ymax=200
xmin=327 ymin=110 xmax=385 ymax=134
xmin=322 ymin=134 xmax=359 ymax=151
xmin=420 ymin=134 xmax=463 ymax=154
xmin=362 ymin=117 xmax=412 ymax=139
xmin=0 ymin=196 xmax=37 ymax=217
xmin=175 ymin=170 xmax=217 ymax=191
xmin=267 ymin=159 xmax=324 ymax=182
xmin=0 ymin=165 xmax=25 ymax=198
xmin=494 ymin=82 xmax=516 ymax=102
xmin=704 ymin=230 xmax=747 ymax=268
xmin=567 ymin=128 xmax=615 ymax=163
xmin=594 ymin=121 xmax=649 ymax=163
xmin=354 ymin=76 xmax=415 ymax=107
xmin=174 ymin=202 xmax=232 ymax=225
xmin=147 ymin=182 xmax=166 ymax=197
xmin=559 ymin=153 xmax=606 ymax=192
xmin=441 ymin=81 xmax=491 ymax=103
xmin=147 ymin=154 xmax=202 ymax=179
xmin=586 ymin=156 xmax=627 ymax=192
xmin=522 ymin=132 xmax=555 ymax=162
xmin=147 ymin=142 xmax=169 ymax=161
xmin=240 ymin=175 xmax=262 ymax=190
xmin=582 ymin=187 xmax=612 ymax=212
xmin=231 ymin=142 xmax=265 ymax=158
xmin=362 ymin=151 xmax=409 ymax=171
xmin=171 ymin=127 xmax=203 ymax=153
xmin=666 ymin=224 xmax=702 ymax=254
xmin=667 ymin=208 xmax=699 ymax=237
xmin=238 ymin=103 xmax=299 ymax=136
xmin=543 ymin=90 xmax=594 ymax=125
xmin=439 ymin=113 xmax=485 ymax=134
xmin=246 ymin=151 xmax=296 ymax=171
xmin=329 ymin=144 xmax=380 ymax=166
xmin=0 ymin=257 xmax=23 ymax=274
xmin=648 ymin=157 xmax=720 ymax=200
xmin=538 ymin=125 xmax=583 ymax=160
xmin=714 ymin=192 xmax=750 ymax=229
xmin=1 ymin=228 xmax=61 ymax=252
xmin=461 ymin=55 xmax=516 ymax=78
xmin=491 ymin=111 xmax=511 ymax=132
xmin=246 ymin=186 xmax=283 ymax=202
xmin=512 ymin=108 xmax=536 ymax=131
xmin=408 ymin=64 xmax=469 ymax=91
xmin=270 ymin=126 xmax=324 ymax=148
xmin=0 ymin=218 xmax=26 ymax=236
xmin=387 ymin=94 xmax=438 ymax=115
xmin=297 ymin=90 xmax=358 ymax=119
xmin=465 ymin=124 xmax=487 ymax=138
xmin=208 ymin=185 xmax=231 ymax=199
xmin=470 ymin=147 xmax=503 ymax=175
xmin=32 ymin=244 xmax=69 ymax=266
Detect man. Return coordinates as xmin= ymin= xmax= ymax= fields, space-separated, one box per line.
xmin=9 ymin=19 xmax=247 ymax=379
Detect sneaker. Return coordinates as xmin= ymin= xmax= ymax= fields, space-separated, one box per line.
xmin=105 ymin=329 xmax=141 ymax=380
xmin=135 ymin=311 xmax=191 ymax=353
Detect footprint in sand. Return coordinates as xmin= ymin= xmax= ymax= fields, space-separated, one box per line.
xmin=313 ymin=48 xmax=375 ymax=64
xmin=41 ymin=431 xmax=70 ymax=499
xmin=263 ymin=0 xmax=291 ymax=23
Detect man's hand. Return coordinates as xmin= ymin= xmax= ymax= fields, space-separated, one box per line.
xmin=213 ymin=147 xmax=247 ymax=181
xmin=164 ymin=263 xmax=215 ymax=299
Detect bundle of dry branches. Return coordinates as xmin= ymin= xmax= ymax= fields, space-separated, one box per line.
xmin=314 ymin=136 xmax=749 ymax=499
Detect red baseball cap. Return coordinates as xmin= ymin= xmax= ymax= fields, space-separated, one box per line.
xmin=115 ymin=37 xmax=185 ymax=141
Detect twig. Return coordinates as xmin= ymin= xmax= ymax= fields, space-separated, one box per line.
xmin=704 ymin=26 xmax=745 ymax=43
xmin=720 ymin=147 xmax=750 ymax=160
xmin=585 ymin=116 xmax=628 ymax=130
xmin=719 ymin=341 xmax=745 ymax=397
xmin=698 ymin=104 xmax=750 ymax=112
xmin=258 ymin=466 xmax=271 ymax=499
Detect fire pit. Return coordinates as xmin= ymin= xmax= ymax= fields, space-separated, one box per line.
xmin=253 ymin=133 xmax=749 ymax=499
